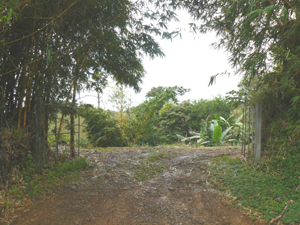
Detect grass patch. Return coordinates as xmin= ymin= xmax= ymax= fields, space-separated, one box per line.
xmin=133 ymin=161 xmax=166 ymax=181
xmin=148 ymin=152 xmax=167 ymax=162
xmin=209 ymin=156 xmax=300 ymax=224
xmin=147 ymin=150 xmax=174 ymax=162
xmin=132 ymin=150 xmax=177 ymax=181
xmin=1 ymin=156 xmax=93 ymax=211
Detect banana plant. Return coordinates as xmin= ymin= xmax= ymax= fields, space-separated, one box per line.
xmin=177 ymin=115 xmax=211 ymax=145
xmin=177 ymin=114 xmax=243 ymax=146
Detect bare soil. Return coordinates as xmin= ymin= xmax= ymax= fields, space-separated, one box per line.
xmin=1 ymin=146 xmax=268 ymax=225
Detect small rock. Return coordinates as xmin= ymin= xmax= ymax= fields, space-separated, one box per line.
xmin=123 ymin=186 xmax=131 ymax=190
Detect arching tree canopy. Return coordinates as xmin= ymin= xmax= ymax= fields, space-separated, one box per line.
xmin=3 ymin=0 xmax=300 ymax=130
xmin=0 ymin=0 xmax=179 ymax=129
xmin=181 ymin=0 xmax=300 ymax=101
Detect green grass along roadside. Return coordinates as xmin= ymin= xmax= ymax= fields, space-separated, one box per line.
xmin=0 ymin=155 xmax=93 ymax=212
xmin=209 ymin=157 xmax=300 ymax=224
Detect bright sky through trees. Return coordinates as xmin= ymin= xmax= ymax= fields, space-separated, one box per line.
xmin=79 ymin=10 xmax=242 ymax=110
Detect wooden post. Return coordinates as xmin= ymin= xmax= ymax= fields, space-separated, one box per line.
xmin=254 ymin=102 xmax=262 ymax=165
xmin=70 ymin=112 xmax=75 ymax=157
xmin=70 ymin=81 xmax=77 ymax=158
xmin=242 ymin=107 xmax=245 ymax=157
xmin=248 ymin=107 xmax=251 ymax=159
xmin=251 ymin=107 xmax=255 ymax=160
xmin=35 ymin=97 xmax=45 ymax=173
xmin=0 ymin=145 xmax=7 ymax=186
xmin=78 ymin=107 xmax=80 ymax=157
xmin=55 ymin=107 xmax=58 ymax=163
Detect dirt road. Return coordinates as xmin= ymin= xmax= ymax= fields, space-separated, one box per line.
xmin=2 ymin=146 xmax=267 ymax=225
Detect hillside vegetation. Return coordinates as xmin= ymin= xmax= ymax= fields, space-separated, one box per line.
xmin=1 ymin=1 xmax=300 ymax=224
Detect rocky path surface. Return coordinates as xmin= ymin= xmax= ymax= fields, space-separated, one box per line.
xmin=2 ymin=146 xmax=267 ymax=225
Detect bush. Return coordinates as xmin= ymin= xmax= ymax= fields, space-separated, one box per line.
xmin=0 ymin=129 xmax=33 ymax=185
xmin=81 ymin=106 xmax=127 ymax=147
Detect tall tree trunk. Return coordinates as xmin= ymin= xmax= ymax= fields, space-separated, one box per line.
xmin=35 ymin=97 xmax=45 ymax=174
xmin=70 ymin=79 xmax=77 ymax=157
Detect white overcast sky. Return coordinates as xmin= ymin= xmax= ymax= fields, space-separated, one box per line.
xmin=79 ymin=10 xmax=242 ymax=110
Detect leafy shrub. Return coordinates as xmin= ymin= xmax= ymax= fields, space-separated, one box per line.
xmin=188 ymin=95 xmax=232 ymax=131
xmin=0 ymin=129 xmax=33 ymax=185
xmin=178 ymin=114 xmax=243 ymax=146
xmin=81 ymin=106 xmax=127 ymax=147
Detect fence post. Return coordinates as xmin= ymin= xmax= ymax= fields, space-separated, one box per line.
xmin=35 ymin=97 xmax=45 ymax=173
xmin=0 ymin=145 xmax=7 ymax=186
xmin=254 ymin=102 xmax=262 ymax=165
xmin=55 ymin=106 xmax=58 ymax=162
xmin=78 ymin=107 xmax=80 ymax=157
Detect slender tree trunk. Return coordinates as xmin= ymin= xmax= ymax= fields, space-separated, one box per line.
xmin=70 ymin=79 xmax=77 ymax=157
xmin=35 ymin=97 xmax=45 ymax=174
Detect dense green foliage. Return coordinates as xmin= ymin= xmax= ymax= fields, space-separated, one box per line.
xmin=177 ymin=113 xmax=243 ymax=146
xmin=127 ymin=86 xmax=190 ymax=146
xmin=81 ymin=106 xmax=127 ymax=147
xmin=260 ymin=111 xmax=300 ymax=175
xmin=184 ymin=0 xmax=300 ymax=153
xmin=80 ymin=86 xmax=232 ymax=147
xmin=210 ymin=157 xmax=300 ymax=224
xmin=1 ymin=0 xmax=178 ymax=130
xmin=2 ymin=1 xmax=300 ymax=221
xmin=157 ymin=102 xmax=191 ymax=144
xmin=131 ymin=92 xmax=232 ymax=146
xmin=177 ymin=0 xmax=300 ymax=221
xmin=188 ymin=96 xmax=232 ymax=131
xmin=0 ymin=0 xmax=181 ymax=173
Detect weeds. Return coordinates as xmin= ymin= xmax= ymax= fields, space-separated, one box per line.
xmin=147 ymin=150 xmax=176 ymax=162
xmin=148 ymin=151 xmax=168 ymax=162
xmin=209 ymin=156 xmax=300 ymax=224
xmin=0 ymin=156 xmax=93 ymax=211
xmin=133 ymin=161 xmax=165 ymax=181
xmin=132 ymin=150 xmax=173 ymax=181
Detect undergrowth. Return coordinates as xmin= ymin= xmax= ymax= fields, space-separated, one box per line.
xmin=0 ymin=156 xmax=93 ymax=211
xmin=132 ymin=151 xmax=175 ymax=181
xmin=209 ymin=156 xmax=300 ymax=224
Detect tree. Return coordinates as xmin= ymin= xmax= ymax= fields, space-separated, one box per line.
xmin=108 ymin=83 xmax=131 ymax=128
xmin=188 ymin=96 xmax=232 ymax=132
xmin=0 ymin=0 xmax=181 ymax=167
xmin=81 ymin=106 xmax=127 ymax=147
xmin=129 ymin=86 xmax=190 ymax=145
xmin=88 ymin=72 xmax=108 ymax=109
xmin=174 ymin=0 xmax=300 ymax=98
xmin=158 ymin=101 xmax=191 ymax=143
xmin=0 ymin=0 xmax=180 ymax=129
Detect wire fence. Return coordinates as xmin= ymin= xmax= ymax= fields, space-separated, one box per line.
xmin=45 ymin=103 xmax=81 ymax=157
xmin=241 ymin=102 xmax=262 ymax=165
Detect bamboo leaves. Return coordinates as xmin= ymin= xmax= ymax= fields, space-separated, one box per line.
xmin=181 ymin=0 xmax=300 ymax=92
xmin=0 ymin=0 xmax=181 ymax=130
